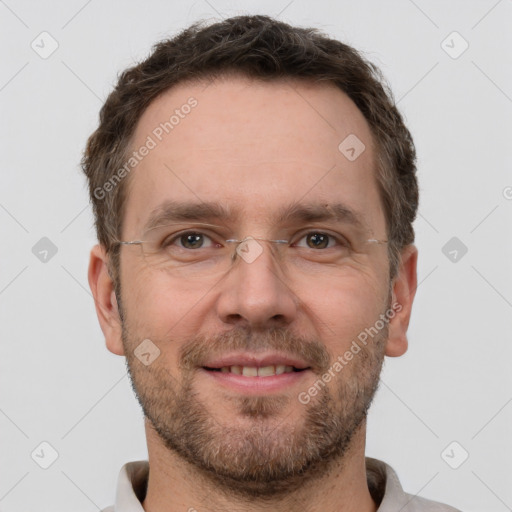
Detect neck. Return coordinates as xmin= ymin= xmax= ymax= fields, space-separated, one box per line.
xmin=141 ymin=419 xmax=377 ymax=512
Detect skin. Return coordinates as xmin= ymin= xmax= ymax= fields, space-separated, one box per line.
xmin=89 ymin=75 xmax=417 ymax=512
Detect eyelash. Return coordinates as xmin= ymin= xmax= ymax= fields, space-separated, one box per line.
xmin=162 ymin=230 xmax=351 ymax=250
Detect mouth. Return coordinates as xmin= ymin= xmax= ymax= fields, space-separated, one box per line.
xmin=203 ymin=365 xmax=309 ymax=377
xmin=199 ymin=352 xmax=313 ymax=394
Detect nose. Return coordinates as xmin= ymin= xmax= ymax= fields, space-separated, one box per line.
xmin=215 ymin=238 xmax=299 ymax=330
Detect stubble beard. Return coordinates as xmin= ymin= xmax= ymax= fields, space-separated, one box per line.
xmin=121 ymin=318 xmax=387 ymax=499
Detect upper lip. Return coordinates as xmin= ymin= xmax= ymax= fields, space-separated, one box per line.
xmin=202 ymin=352 xmax=311 ymax=370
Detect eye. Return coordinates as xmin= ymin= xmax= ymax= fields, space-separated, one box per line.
xmin=164 ymin=231 xmax=217 ymax=250
xmin=294 ymin=231 xmax=349 ymax=250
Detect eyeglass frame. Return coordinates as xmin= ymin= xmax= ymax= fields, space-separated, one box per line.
xmin=114 ymin=223 xmax=389 ymax=266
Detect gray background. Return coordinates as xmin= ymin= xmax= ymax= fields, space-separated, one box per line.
xmin=1 ymin=1 xmax=511 ymax=511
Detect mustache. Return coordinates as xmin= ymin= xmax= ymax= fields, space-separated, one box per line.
xmin=179 ymin=327 xmax=331 ymax=374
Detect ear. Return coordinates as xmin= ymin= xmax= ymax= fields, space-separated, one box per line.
xmin=385 ymin=245 xmax=418 ymax=357
xmin=88 ymin=244 xmax=125 ymax=356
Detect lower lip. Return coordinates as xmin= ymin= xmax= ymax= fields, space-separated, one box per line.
xmin=200 ymin=368 xmax=311 ymax=395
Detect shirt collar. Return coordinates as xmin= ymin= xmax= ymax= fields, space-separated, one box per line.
xmin=112 ymin=460 xmax=149 ymax=512
xmin=106 ymin=457 xmax=428 ymax=512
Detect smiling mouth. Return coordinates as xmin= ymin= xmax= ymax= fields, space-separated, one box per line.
xmin=203 ymin=365 xmax=310 ymax=377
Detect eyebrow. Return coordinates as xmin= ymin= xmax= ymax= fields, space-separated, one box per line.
xmin=143 ymin=200 xmax=366 ymax=234
xmin=143 ymin=201 xmax=238 ymax=233
xmin=275 ymin=202 xmax=365 ymax=229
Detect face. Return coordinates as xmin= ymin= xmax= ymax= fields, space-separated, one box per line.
xmin=92 ymin=75 xmax=416 ymax=497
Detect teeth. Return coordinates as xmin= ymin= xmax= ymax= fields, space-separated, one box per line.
xmin=258 ymin=365 xmax=275 ymax=377
xmin=216 ymin=365 xmax=299 ymax=377
xmin=242 ymin=366 xmax=258 ymax=377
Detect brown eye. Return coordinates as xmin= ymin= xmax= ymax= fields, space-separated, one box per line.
xmin=180 ymin=233 xmax=204 ymax=249
xmin=295 ymin=232 xmax=347 ymax=250
xmin=305 ymin=233 xmax=330 ymax=249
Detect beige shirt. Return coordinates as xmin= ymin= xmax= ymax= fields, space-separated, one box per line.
xmin=101 ymin=457 xmax=462 ymax=511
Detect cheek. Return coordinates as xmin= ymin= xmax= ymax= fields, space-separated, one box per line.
xmin=304 ymin=272 xmax=387 ymax=351
xmin=121 ymin=268 xmax=207 ymax=342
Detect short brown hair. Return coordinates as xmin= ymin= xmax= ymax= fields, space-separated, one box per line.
xmin=81 ymin=14 xmax=418 ymax=283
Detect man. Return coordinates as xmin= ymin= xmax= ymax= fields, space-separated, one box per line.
xmin=83 ymin=14 xmax=461 ymax=512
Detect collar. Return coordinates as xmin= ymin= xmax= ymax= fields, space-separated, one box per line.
xmin=104 ymin=457 xmax=459 ymax=511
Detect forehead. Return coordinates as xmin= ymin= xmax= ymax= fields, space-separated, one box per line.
xmin=122 ymin=75 xmax=385 ymax=236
